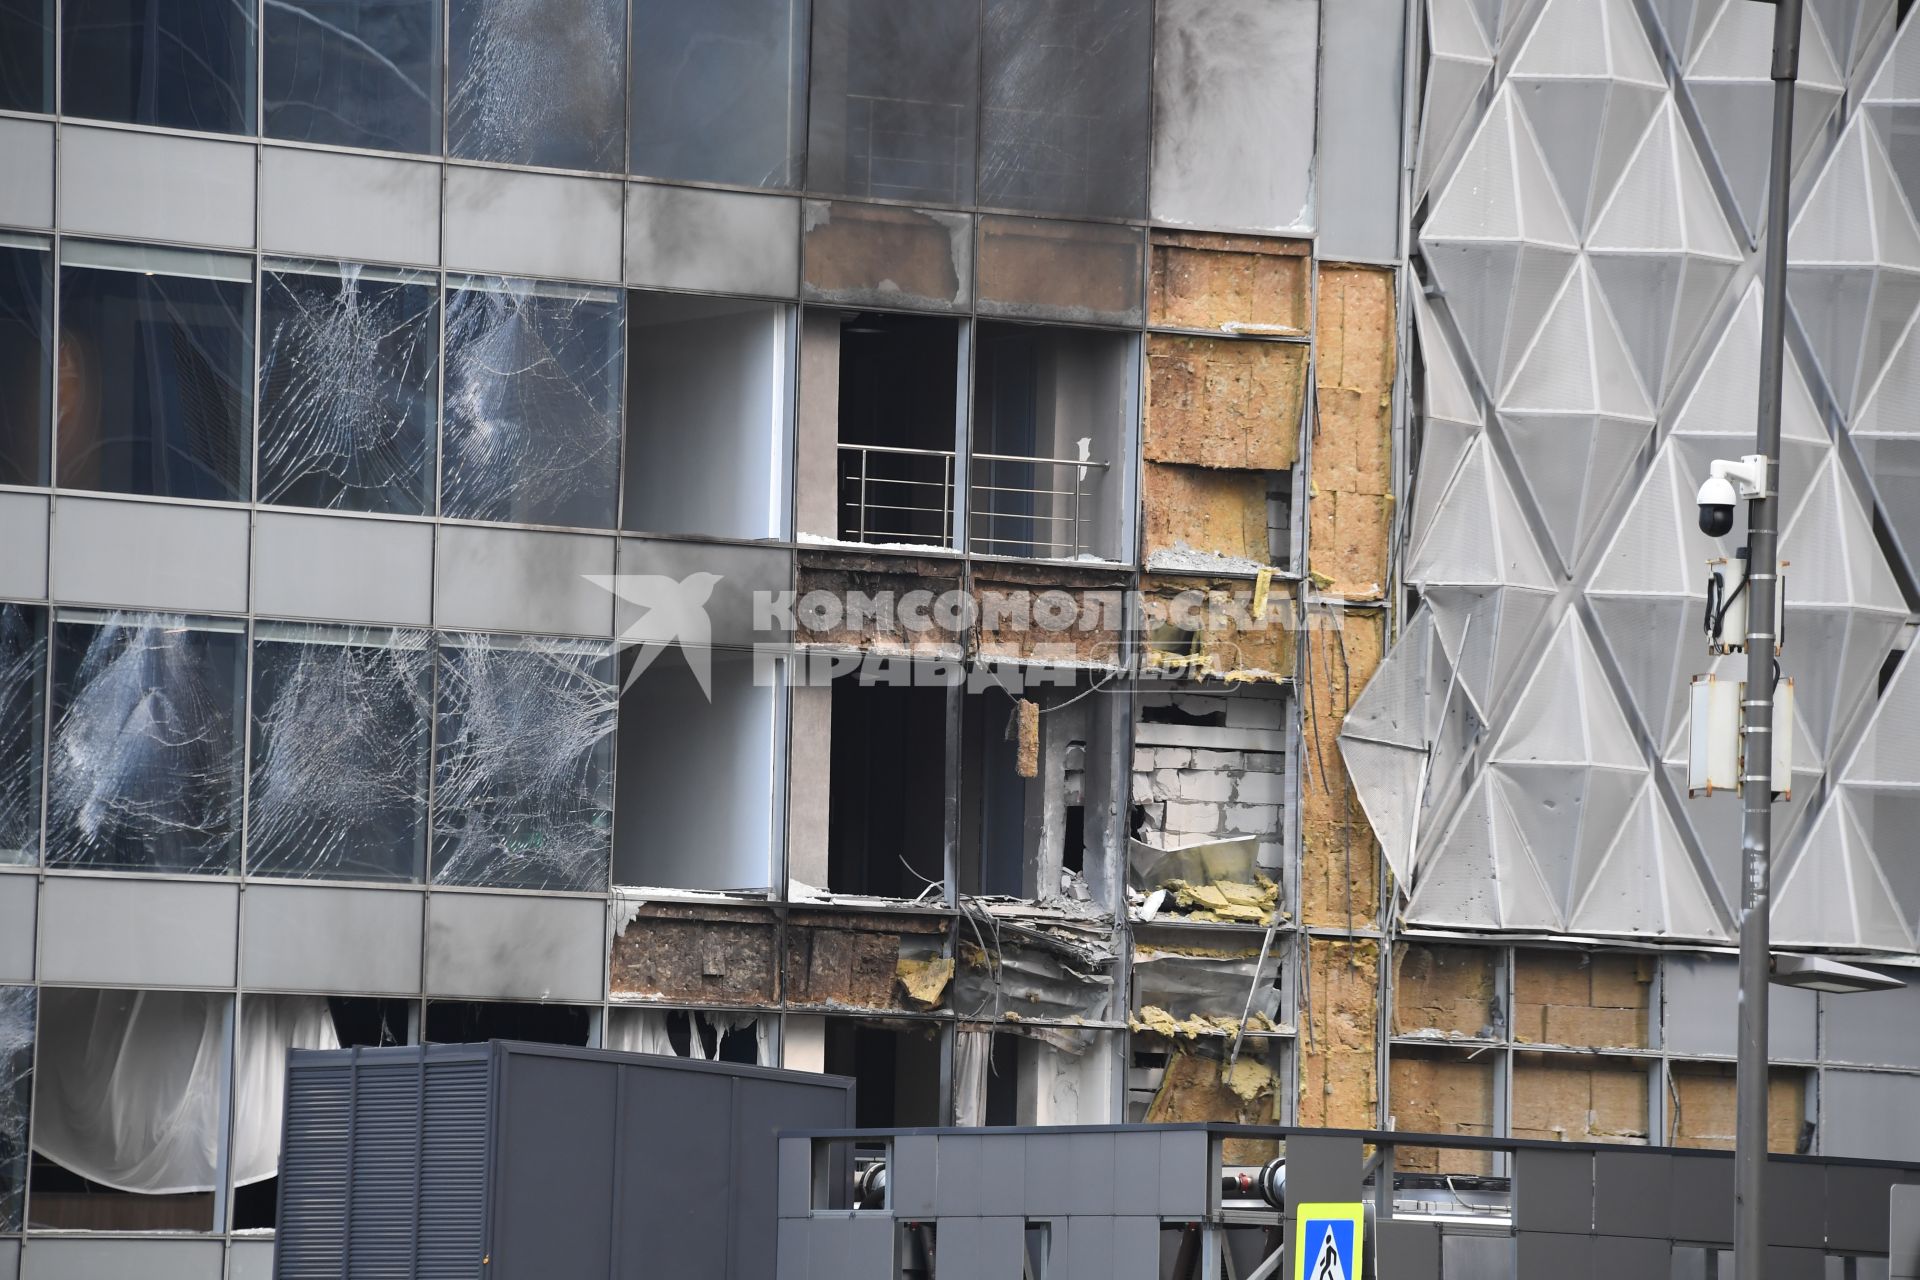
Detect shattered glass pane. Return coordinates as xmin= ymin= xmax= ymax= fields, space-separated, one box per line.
xmin=628 ymin=0 xmax=807 ymax=188
xmin=432 ymin=633 xmax=615 ymax=891
xmin=258 ymin=263 xmax=437 ymax=515
xmin=0 ymin=0 xmax=52 ymax=113
xmin=264 ymin=0 xmax=441 ymax=154
xmin=0 ymin=604 xmax=46 ymax=865
xmin=979 ymin=0 xmax=1152 ymax=219
xmin=47 ymin=612 xmax=244 ymax=874
xmin=0 ymin=985 xmax=31 ymax=1232
xmin=448 ymin=0 xmax=625 ymax=172
xmin=806 ymin=0 xmax=978 ymax=205
xmin=249 ymin=624 xmax=431 ymax=882
xmin=0 ymin=239 xmax=51 ymax=487
xmin=56 ymin=248 xmax=253 ymax=503
xmin=62 ymin=0 xmax=256 ymax=133
xmin=441 ymin=276 xmax=623 ymax=528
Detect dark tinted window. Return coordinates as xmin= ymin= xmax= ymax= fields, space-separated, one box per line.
xmin=0 ymin=0 xmax=52 ymax=113
xmin=263 ymin=0 xmax=441 ymax=153
xmin=629 ymin=0 xmax=807 ymax=188
xmin=0 ymin=242 xmax=50 ymax=487
xmin=61 ymin=0 xmax=255 ymax=133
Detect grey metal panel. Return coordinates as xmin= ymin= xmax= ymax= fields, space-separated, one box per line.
xmin=1821 ymin=977 xmax=1920 ymax=1066
xmin=1025 ymin=1133 xmax=1075 ymax=1217
xmin=1827 ymin=1164 xmax=1901 ymax=1253
xmin=0 ymin=1239 xmax=14 ymax=1280
xmin=227 ymin=1239 xmax=273 ymax=1280
xmin=1062 ymin=1134 xmax=1116 ymax=1216
xmin=0 ymin=118 xmax=52 ymax=229
xmin=258 ymin=146 xmax=441 ymax=267
xmin=1767 ymin=1246 xmax=1827 ymax=1280
xmin=58 ymin=127 xmax=254 ymax=249
xmin=494 ymin=1053 xmax=619 ymax=1278
xmin=1112 ymin=1132 xmax=1160 ymax=1215
xmin=614 ymin=537 xmax=791 ymax=650
xmin=1158 ymin=1130 xmax=1210 ymax=1218
xmin=417 ymin=1054 xmax=491 ymax=1274
xmin=444 ymin=166 xmax=623 ymax=284
xmin=0 ymin=492 xmax=48 ymax=599
xmin=934 ymin=1134 xmax=987 ymax=1216
xmin=892 ymin=1135 xmax=938 ymax=1217
xmin=434 ymin=525 xmax=617 ymax=638
xmin=1663 ymin=955 xmax=1819 ymax=1060
xmin=1516 ymin=1232 xmax=1591 ymax=1277
xmin=253 ymin=511 xmax=433 ymax=626
xmin=1062 ymin=1217 xmax=1116 ymax=1280
xmin=1765 ymin=1162 xmax=1828 ymax=1248
xmin=798 ymin=1215 xmax=891 ymax=1280
xmin=780 ymin=1137 xmax=812 ymax=1219
xmin=38 ymin=875 xmax=237 ymax=987
xmin=1514 ymin=1147 xmax=1593 ymax=1233
xmin=625 ymin=183 xmax=800 ymax=299
xmin=1313 ymin=0 xmax=1404 ymax=262
xmin=0 ymin=874 xmax=33 ymax=981
xmin=725 ymin=1078 xmax=858 ymax=1280
xmin=1669 ymin=1154 xmax=1735 ymax=1244
xmin=1894 ymin=1186 xmax=1920 ymax=1279
xmin=778 ymin=1217 xmax=811 ymax=1280
xmin=50 ymin=497 xmax=249 ymax=614
xmin=933 ymin=1219 xmax=1023 ymax=1280
xmin=240 ymin=883 xmax=423 ymax=994
xmin=1375 ymin=1221 xmax=1441 ymax=1280
xmin=1441 ymin=1232 xmax=1514 ymax=1280
xmin=21 ymin=1240 xmax=223 ymax=1280
xmin=1594 ymin=1150 xmax=1673 ymax=1240
xmin=1820 ymin=1071 xmax=1920 ymax=1161
xmin=1282 ymin=1133 xmax=1363 ymax=1206
xmin=424 ymin=890 xmax=605 ymax=1001
xmin=1594 ymin=1236 xmax=1668 ymax=1274
xmin=1149 ymin=0 xmax=1318 ymax=234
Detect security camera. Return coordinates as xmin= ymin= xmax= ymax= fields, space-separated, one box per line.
xmin=1697 ymin=474 xmax=1738 ymax=537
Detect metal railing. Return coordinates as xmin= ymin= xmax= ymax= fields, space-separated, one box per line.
xmin=836 ymin=443 xmax=1110 ymax=558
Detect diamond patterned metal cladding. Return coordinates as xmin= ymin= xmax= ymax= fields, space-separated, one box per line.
xmin=1850 ymin=301 xmax=1920 ymax=571
xmin=1497 ymin=259 xmax=1656 ymax=570
xmin=1422 ymin=87 xmax=1581 ymax=398
xmin=1587 ymin=100 xmax=1744 ymax=405
xmin=1507 ymin=0 xmax=1667 ymax=235
xmin=1865 ymin=10 xmax=1920 ymax=210
xmin=1417 ymin=0 xmax=1496 ymax=202
xmin=1338 ymin=606 xmax=1482 ymax=885
xmin=1406 ymin=433 xmax=1558 ymax=717
xmin=1788 ymin=115 xmax=1920 ymax=419
xmin=1466 ymin=0 xmax=1535 ymax=57
xmin=1776 ymin=792 xmax=1918 ymax=951
xmin=1673 ymin=0 xmax=1845 ymax=240
xmin=1812 ymin=0 xmax=1899 ymax=74
xmin=1408 ymin=287 xmax=1484 ymax=550
xmin=1410 ymin=613 xmax=1727 ymax=938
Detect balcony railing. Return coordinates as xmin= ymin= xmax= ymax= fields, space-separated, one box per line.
xmin=836 ymin=443 xmax=1110 ymax=559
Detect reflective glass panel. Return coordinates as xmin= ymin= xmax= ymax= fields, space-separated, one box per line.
xmin=629 ymin=0 xmax=807 ymax=188
xmin=61 ymin=0 xmax=255 ymax=134
xmin=263 ymin=0 xmax=441 ymax=154
xmin=0 ymin=241 xmax=50 ymax=487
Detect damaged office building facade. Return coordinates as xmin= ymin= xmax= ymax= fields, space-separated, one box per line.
xmin=0 ymin=0 xmax=1917 ymax=1275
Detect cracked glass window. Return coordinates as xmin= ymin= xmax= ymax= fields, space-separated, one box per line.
xmin=0 ymin=1 xmax=50 ymax=114
xmin=56 ymin=242 xmax=252 ymax=503
xmin=258 ymin=262 xmax=438 ymax=515
xmin=0 ymin=604 xmax=46 ymax=865
xmin=441 ymin=276 xmax=623 ymax=528
xmin=264 ymin=0 xmax=441 ymax=154
xmin=0 ymin=237 xmax=50 ymax=487
xmin=432 ymin=633 xmax=615 ymax=892
xmin=47 ymin=612 xmax=245 ymax=874
xmin=448 ymin=0 xmax=625 ymax=172
xmin=629 ymin=0 xmax=806 ymax=188
xmin=979 ymin=0 xmax=1152 ymax=219
xmin=0 ymin=986 xmax=31 ymax=1232
xmin=806 ymin=0 xmax=978 ymax=205
xmin=249 ymin=623 xmax=431 ymax=882
xmin=61 ymin=0 xmax=256 ymax=133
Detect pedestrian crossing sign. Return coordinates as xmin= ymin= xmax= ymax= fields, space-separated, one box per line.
xmin=1293 ymin=1203 xmax=1365 ymax=1280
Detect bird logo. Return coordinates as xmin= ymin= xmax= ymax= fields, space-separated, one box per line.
xmin=584 ymin=572 xmax=723 ymax=699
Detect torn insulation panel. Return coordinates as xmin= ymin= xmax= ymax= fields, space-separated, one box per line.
xmin=801 ymin=200 xmax=971 ymax=311
xmin=972 ymin=563 xmax=1128 ymax=667
xmin=448 ymin=0 xmax=626 ymax=172
xmin=1145 ymin=334 xmax=1305 ymax=470
xmin=47 ymin=613 xmax=244 ymax=874
xmin=786 ymin=912 xmax=949 ymax=1014
xmin=248 ymin=625 xmax=432 ymax=882
xmin=0 ymin=604 xmax=44 ymax=863
xmin=794 ymin=553 xmax=966 ymax=657
xmin=610 ymin=901 xmax=781 ymax=1006
xmin=1298 ymin=938 xmax=1379 ymax=1130
xmin=432 ymin=633 xmax=616 ymax=892
xmin=440 ymin=276 xmax=624 ymax=528
xmin=1308 ymin=264 xmax=1394 ymax=601
xmin=1513 ymin=949 xmax=1651 ymax=1050
xmin=1131 ymin=935 xmax=1284 ymax=1029
xmin=1668 ymin=1063 xmax=1806 ymax=1153
xmin=1388 ymin=1046 xmax=1498 ymax=1175
xmin=1512 ymin=1052 xmax=1650 ymax=1145
xmin=1149 ymin=230 xmax=1309 ymax=331
xmin=1137 ymin=576 xmax=1296 ymax=678
xmin=1392 ymin=943 xmax=1502 ymax=1041
xmin=953 ymin=919 xmax=1115 ymax=1049
xmin=1143 ymin=463 xmax=1272 ymax=569
xmin=1139 ymin=1040 xmax=1283 ymax=1161
xmin=0 ymin=985 xmax=30 ymax=1231
xmin=1299 ymin=609 xmax=1384 ymax=928
xmin=257 ymin=263 xmax=437 ymax=515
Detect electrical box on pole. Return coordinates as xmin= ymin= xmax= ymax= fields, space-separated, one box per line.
xmin=1686 ymin=673 xmax=1792 ymax=799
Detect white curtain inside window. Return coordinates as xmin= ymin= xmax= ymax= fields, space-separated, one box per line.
xmin=952 ymin=1026 xmax=992 ymax=1127
xmin=605 ymin=1008 xmax=768 ymax=1066
xmin=31 ymin=989 xmax=338 ymax=1195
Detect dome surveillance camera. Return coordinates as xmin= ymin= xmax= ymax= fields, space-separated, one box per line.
xmin=1697 ymin=473 xmax=1738 ymax=537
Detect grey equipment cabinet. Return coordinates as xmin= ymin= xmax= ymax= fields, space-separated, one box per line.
xmin=273 ymin=1040 xmax=857 ymax=1280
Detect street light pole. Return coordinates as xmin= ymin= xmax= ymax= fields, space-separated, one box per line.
xmin=1737 ymin=0 xmax=1799 ymax=1275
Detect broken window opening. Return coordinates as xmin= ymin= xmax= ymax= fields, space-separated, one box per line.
xmin=47 ymin=611 xmax=246 ymax=874
xmin=263 ymin=0 xmax=441 ymax=154
xmin=831 ymin=310 xmax=962 ymax=550
xmin=970 ymin=321 xmax=1133 ymax=562
xmin=0 ymin=237 xmax=50 ymax=486
xmin=623 ymin=291 xmax=789 ymax=541
xmin=825 ymin=676 xmax=947 ymax=898
xmin=423 ymin=999 xmax=593 ymax=1046
xmin=1128 ymin=1033 xmax=1284 ymax=1139
xmin=258 ymin=261 xmax=438 ymax=515
xmin=1132 ymin=927 xmax=1285 ymax=1036
xmin=248 ymin=623 xmax=432 ymax=883
xmin=823 ymin=1017 xmax=944 ymax=1129
xmin=1024 ymin=1221 xmax=1051 ymax=1280
xmin=441 ymin=275 xmax=623 ymax=529
xmin=62 ymin=0 xmax=256 ymax=133
xmin=628 ymin=0 xmax=807 ymax=188
xmin=0 ymin=986 xmax=32 ymax=1232
xmin=56 ymin=241 xmax=253 ymax=503
xmin=1267 ymin=470 xmax=1295 ymax=567
xmin=1385 ymin=1044 xmax=1498 ymax=1177
xmin=447 ymin=0 xmax=625 ymax=172
xmin=0 ymin=603 xmax=46 ymax=864
xmin=432 ymin=632 xmax=617 ymax=892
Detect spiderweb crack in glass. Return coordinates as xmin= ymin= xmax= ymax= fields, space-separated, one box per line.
xmin=0 ymin=605 xmax=44 ymax=862
xmin=449 ymin=0 xmax=625 ymax=171
xmin=0 ymin=986 xmax=31 ymax=1231
xmin=432 ymin=633 xmax=616 ymax=891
